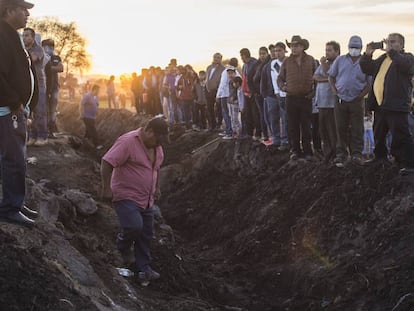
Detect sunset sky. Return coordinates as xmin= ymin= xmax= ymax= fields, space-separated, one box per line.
xmin=30 ymin=0 xmax=414 ymax=77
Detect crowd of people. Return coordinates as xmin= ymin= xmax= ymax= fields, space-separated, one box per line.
xmin=123 ymin=34 xmax=414 ymax=174
xmin=1 ymin=0 xmax=414 ymax=285
xmin=22 ymin=26 xmax=64 ymax=146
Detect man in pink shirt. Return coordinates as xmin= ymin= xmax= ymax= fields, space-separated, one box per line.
xmin=100 ymin=116 xmax=169 ymax=282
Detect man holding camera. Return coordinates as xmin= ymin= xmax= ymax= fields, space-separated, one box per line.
xmin=360 ymin=33 xmax=414 ymax=175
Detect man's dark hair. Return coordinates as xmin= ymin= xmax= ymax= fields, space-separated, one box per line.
xmin=259 ymin=46 xmax=268 ymax=54
xmin=326 ymin=40 xmax=341 ymax=54
xmin=275 ymin=42 xmax=286 ymax=51
xmin=91 ymin=84 xmax=100 ymax=92
xmin=229 ymin=57 xmax=238 ymax=67
xmin=41 ymin=38 xmax=55 ymax=48
xmin=233 ymin=76 xmax=242 ymax=85
xmin=239 ymin=48 xmax=251 ymax=58
xmin=23 ymin=27 xmax=35 ymax=37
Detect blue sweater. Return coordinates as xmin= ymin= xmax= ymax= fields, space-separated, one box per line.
xmin=80 ymin=92 xmax=99 ymax=119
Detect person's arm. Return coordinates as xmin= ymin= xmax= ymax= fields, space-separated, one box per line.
xmin=328 ymin=76 xmax=338 ymax=96
xmin=313 ymin=61 xmax=329 ymax=82
xmin=388 ymin=50 xmax=414 ymax=74
xmin=358 ymin=76 xmax=372 ymax=100
xmin=100 ymin=159 xmax=113 ymax=200
xmin=327 ymin=58 xmax=339 ymax=96
xmin=155 ymin=169 xmax=161 ymax=200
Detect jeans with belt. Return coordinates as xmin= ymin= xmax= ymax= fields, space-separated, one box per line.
xmin=0 ymin=111 xmax=27 ymax=215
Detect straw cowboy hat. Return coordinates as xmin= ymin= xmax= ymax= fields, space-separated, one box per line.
xmin=286 ymin=35 xmax=309 ymax=50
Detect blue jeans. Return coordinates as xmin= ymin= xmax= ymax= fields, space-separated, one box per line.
xmin=114 ymin=200 xmax=154 ymax=272
xmin=0 ymin=112 xmax=27 ymax=215
xmin=167 ymin=96 xmax=175 ymax=124
xmin=48 ymin=89 xmax=59 ymax=132
xmin=265 ymin=96 xmax=288 ymax=145
xmin=30 ymin=88 xmax=48 ymax=139
xmin=363 ymin=129 xmax=374 ymax=155
xmin=220 ymin=97 xmax=232 ymax=134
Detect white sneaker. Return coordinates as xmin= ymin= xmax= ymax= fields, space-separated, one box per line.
xmin=27 ymin=138 xmax=36 ymax=146
xmin=222 ymin=134 xmax=233 ymax=140
xmin=34 ymin=138 xmax=48 ymax=146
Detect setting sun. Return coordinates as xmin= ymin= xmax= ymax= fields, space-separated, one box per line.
xmin=30 ymin=0 xmax=414 ymax=76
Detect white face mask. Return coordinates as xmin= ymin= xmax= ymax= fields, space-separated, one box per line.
xmin=349 ymin=48 xmax=361 ymax=57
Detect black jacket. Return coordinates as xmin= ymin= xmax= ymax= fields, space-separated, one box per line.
xmin=252 ymin=55 xmax=270 ymax=95
xmin=360 ymin=49 xmax=414 ymax=112
xmin=0 ymin=21 xmax=38 ymax=111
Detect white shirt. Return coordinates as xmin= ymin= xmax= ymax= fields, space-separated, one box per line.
xmin=271 ymin=58 xmax=286 ymax=97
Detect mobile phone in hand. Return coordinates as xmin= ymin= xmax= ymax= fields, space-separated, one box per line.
xmin=370 ymin=41 xmax=384 ymax=50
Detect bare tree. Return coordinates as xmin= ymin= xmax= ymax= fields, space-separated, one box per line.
xmin=29 ymin=17 xmax=91 ymax=75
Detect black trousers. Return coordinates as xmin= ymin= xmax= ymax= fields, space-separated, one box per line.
xmin=311 ymin=112 xmax=321 ymax=150
xmin=373 ymin=109 xmax=414 ymax=167
xmin=206 ymin=90 xmax=220 ymax=130
xmin=83 ymin=117 xmax=99 ymax=146
xmin=286 ymin=95 xmax=313 ymax=155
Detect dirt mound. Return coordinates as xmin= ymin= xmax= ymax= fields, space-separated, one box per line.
xmin=1 ymin=101 xmax=414 ymax=310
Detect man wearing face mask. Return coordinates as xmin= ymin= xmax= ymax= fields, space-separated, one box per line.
xmin=328 ymin=35 xmax=372 ymax=167
xmin=360 ymin=33 xmax=414 ymax=175
xmin=41 ymin=38 xmax=63 ymax=138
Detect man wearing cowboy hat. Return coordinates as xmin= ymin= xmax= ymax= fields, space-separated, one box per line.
xmin=277 ymin=35 xmax=316 ymax=161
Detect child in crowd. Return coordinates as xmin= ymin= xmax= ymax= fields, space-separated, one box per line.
xmin=193 ymin=71 xmax=208 ymax=131
xmin=363 ymin=111 xmax=374 ymax=158
xmin=80 ymin=84 xmax=103 ymax=150
xmin=225 ymin=68 xmax=241 ymax=139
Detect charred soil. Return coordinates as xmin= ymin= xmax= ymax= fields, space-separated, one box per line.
xmin=1 ymin=102 xmax=414 ymax=311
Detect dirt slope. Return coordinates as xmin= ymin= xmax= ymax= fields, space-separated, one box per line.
xmin=1 ymin=102 xmax=413 ymax=311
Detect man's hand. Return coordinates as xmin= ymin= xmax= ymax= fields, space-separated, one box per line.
xmin=365 ymin=44 xmax=376 ymax=57
xmin=155 ymin=188 xmax=161 ymax=201
xmin=11 ymin=104 xmax=24 ymax=115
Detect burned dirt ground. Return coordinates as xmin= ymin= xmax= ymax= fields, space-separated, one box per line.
xmin=1 ymin=102 xmax=414 ymax=310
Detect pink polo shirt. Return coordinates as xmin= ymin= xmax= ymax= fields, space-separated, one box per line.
xmin=102 ymin=128 xmax=164 ymax=209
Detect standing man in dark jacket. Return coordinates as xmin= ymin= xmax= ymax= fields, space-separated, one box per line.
xmin=252 ymin=46 xmax=270 ymax=141
xmin=0 ymin=0 xmax=38 ymax=227
xmin=240 ymin=48 xmax=259 ymax=139
xmin=206 ymin=53 xmax=225 ymax=131
xmin=360 ymin=33 xmax=414 ymax=175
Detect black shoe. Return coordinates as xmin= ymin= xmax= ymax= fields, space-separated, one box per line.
xmin=365 ymin=157 xmax=391 ymax=165
xmin=21 ymin=205 xmax=38 ymax=218
xmin=0 ymin=211 xmax=35 ymax=228
xmin=138 ymin=268 xmax=160 ymax=282
xmin=290 ymin=152 xmax=299 ymax=161
xmin=400 ymin=167 xmax=414 ymax=176
xmin=351 ymin=155 xmax=365 ymax=166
